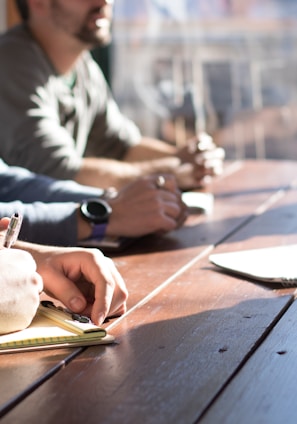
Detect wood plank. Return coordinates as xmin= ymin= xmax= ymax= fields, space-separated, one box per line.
xmin=0 ymin=348 xmax=82 ymax=418
xmin=0 ymin=160 xmax=296 ymax=421
xmin=2 ymin=173 xmax=297 ymax=423
xmin=199 ymin=297 xmax=297 ymax=424
xmin=111 ymin=160 xmax=297 ymax=309
xmin=0 ymin=263 xmax=292 ymax=424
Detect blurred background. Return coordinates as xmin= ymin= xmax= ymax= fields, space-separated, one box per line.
xmin=110 ymin=0 xmax=297 ymax=160
xmin=3 ymin=0 xmax=297 ymax=161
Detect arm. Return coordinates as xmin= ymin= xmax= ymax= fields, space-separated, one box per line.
xmin=16 ymin=242 xmax=128 ymax=326
xmin=0 ymin=218 xmax=127 ymax=328
xmin=75 ymin=134 xmax=225 ymax=191
xmin=123 ymin=135 xmax=225 ymax=190
xmin=0 ymin=200 xmax=81 ymax=246
xmin=0 ymin=219 xmax=43 ymax=335
xmin=0 ymin=161 xmax=103 ymax=245
xmin=0 ymin=159 xmax=188 ymax=245
xmin=0 ymin=32 xmax=141 ymax=185
xmin=0 ymin=160 xmax=104 ymax=203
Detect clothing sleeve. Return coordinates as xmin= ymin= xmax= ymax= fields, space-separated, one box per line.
xmin=0 ymin=160 xmax=104 ymax=246
xmin=0 ymin=27 xmax=83 ymax=180
xmin=0 ymin=26 xmax=142 ymax=181
xmin=84 ymin=56 xmax=142 ymax=159
xmin=0 ymin=200 xmax=78 ymax=246
xmin=0 ymin=160 xmax=104 ymax=203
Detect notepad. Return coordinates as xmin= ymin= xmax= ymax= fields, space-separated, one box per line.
xmin=0 ymin=301 xmax=114 ymax=354
xmin=209 ymin=244 xmax=297 ymax=287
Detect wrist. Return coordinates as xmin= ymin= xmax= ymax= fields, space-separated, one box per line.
xmin=101 ymin=187 xmax=118 ymax=201
xmin=78 ymin=198 xmax=112 ymax=241
xmin=77 ymin=211 xmax=92 ymax=241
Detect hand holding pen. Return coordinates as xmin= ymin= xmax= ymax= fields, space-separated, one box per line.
xmin=3 ymin=213 xmax=23 ymax=248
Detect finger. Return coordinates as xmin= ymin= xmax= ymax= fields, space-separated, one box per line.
xmin=194 ymin=159 xmax=224 ymax=178
xmin=71 ymin=249 xmax=122 ymax=325
xmin=187 ymin=133 xmax=215 ymax=154
xmin=158 ymin=196 xmax=188 ymax=231
xmin=157 ymin=190 xmax=184 ymax=217
xmin=33 ymin=272 xmax=44 ymax=294
xmin=175 ymin=205 xmax=189 ymax=228
xmin=90 ymin=256 xmax=122 ymax=325
xmin=43 ymin=269 xmax=88 ymax=314
xmin=195 ymin=147 xmax=225 ymax=165
xmin=0 ymin=217 xmax=10 ymax=230
xmin=104 ymin=258 xmax=128 ymax=317
xmin=0 ymin=217 xmax=10 ymax=247
xmin=174 ymin=163 xmax=198 ymax=189
xmin=149 ymin=173 xmax=178 ymax=194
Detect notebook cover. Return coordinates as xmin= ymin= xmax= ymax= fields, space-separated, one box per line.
xmin=0 ymin=305 xmax=114 ymax=354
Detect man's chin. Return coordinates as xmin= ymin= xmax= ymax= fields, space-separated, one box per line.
xmin=93 ymin=33 xmax=112 ymax=48
xmin=76 ymin=31 xmax=112 ymax=48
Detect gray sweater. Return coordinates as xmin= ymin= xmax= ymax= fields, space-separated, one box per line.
xmin=0 ymin=24 xmax=141 ymax=179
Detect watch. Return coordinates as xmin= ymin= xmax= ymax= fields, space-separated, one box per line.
xmin=80 ymin=198 xmax=112 ymax=240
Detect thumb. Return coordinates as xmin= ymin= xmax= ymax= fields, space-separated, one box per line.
xmin=0 ymin=217 xmax=10 ymax=230
xmin=44 ymin=272 xmax=87 ymax=313
xmin=0 ymin=217 xmax=10 ymax=248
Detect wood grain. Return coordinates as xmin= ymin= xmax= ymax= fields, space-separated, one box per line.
xmin=1 ymin=160 xmax=297 ymax=423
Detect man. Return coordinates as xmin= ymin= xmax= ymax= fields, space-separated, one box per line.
xmin=0 ymin=217 xmax=128 ymax=334
xmin=0 ymin=0 xmax=224 ymax=191
xmin=0 ymin=159 xmax=187 ymax=246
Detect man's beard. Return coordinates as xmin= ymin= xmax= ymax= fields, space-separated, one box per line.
xmin=50 ymin=0 xmax=112 ymax=48
xmin=75 ymin=24 xmax=112 ymax=48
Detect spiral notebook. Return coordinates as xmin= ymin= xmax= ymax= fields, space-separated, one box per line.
xmin=209 ymin=244 xmax=297 ymax=287
xmin=0 ymin=301 xmax=114 ymax=354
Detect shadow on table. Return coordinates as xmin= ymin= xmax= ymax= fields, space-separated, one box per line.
xmin=110 ymin=201 xmax=297 ymax=256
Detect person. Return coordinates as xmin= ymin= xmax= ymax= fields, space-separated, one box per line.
xmin=0 ymin=216 xmax=128 ymax=335
xmin=0 ymin=159 xmax=187 ymax=246
xmin=0 ymin=0 xmax=224 ymax=191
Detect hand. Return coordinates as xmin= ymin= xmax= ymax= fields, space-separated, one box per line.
xmin=21 ymin=244 xmax=128 ymax=326
xmin=106 ymin=174 xmax=188 ymax=237
xmin=0 ymin=218 xmax=43 ymax=334
xmin=176 ymin=132 xmax=225 ymax=189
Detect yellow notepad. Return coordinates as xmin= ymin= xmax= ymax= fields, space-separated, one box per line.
xmin=0 ymin=301 xmax=114 ymax=354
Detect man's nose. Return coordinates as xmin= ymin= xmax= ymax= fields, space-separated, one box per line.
xmin=95 ymin=0 xmax=114 ymax=5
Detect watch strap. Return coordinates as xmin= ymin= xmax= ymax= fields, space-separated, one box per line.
xmin=90 ymin=223 xmax=108 ymax=240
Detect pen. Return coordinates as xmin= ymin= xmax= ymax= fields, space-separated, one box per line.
xmin=3 ymin=212 xmax=23 ymax=248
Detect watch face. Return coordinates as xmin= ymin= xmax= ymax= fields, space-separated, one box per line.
xmin=81 ymin=199 xmax=112 ymax=224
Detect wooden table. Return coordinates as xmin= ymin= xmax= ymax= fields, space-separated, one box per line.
xmin=1 ymin=160 xmax=297 ymax=424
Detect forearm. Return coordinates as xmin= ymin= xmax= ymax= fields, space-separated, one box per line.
xmin=75 ymin=157 xmax=142 ymax=189
xmin=123 ymin=137 xmax=177 ymax=162
xmin=0 ymin=164 xmax=104 ymax=203
xmin=76 ymin=148 xmax=182 ymax=191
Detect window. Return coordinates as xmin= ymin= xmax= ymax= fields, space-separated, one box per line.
xmin=111 ymin=0 xmax=297 ymax=160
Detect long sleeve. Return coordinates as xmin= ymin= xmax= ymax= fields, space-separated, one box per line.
xmin=0 ymin=25 xmax=141 ymax=179
xmin=0 ymin=161 xmax=104 ymax=203
xmin=0 ymin=160 xmax=105 ymax=246
xmin=0 ymin=200 xmax=78 ymax=246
